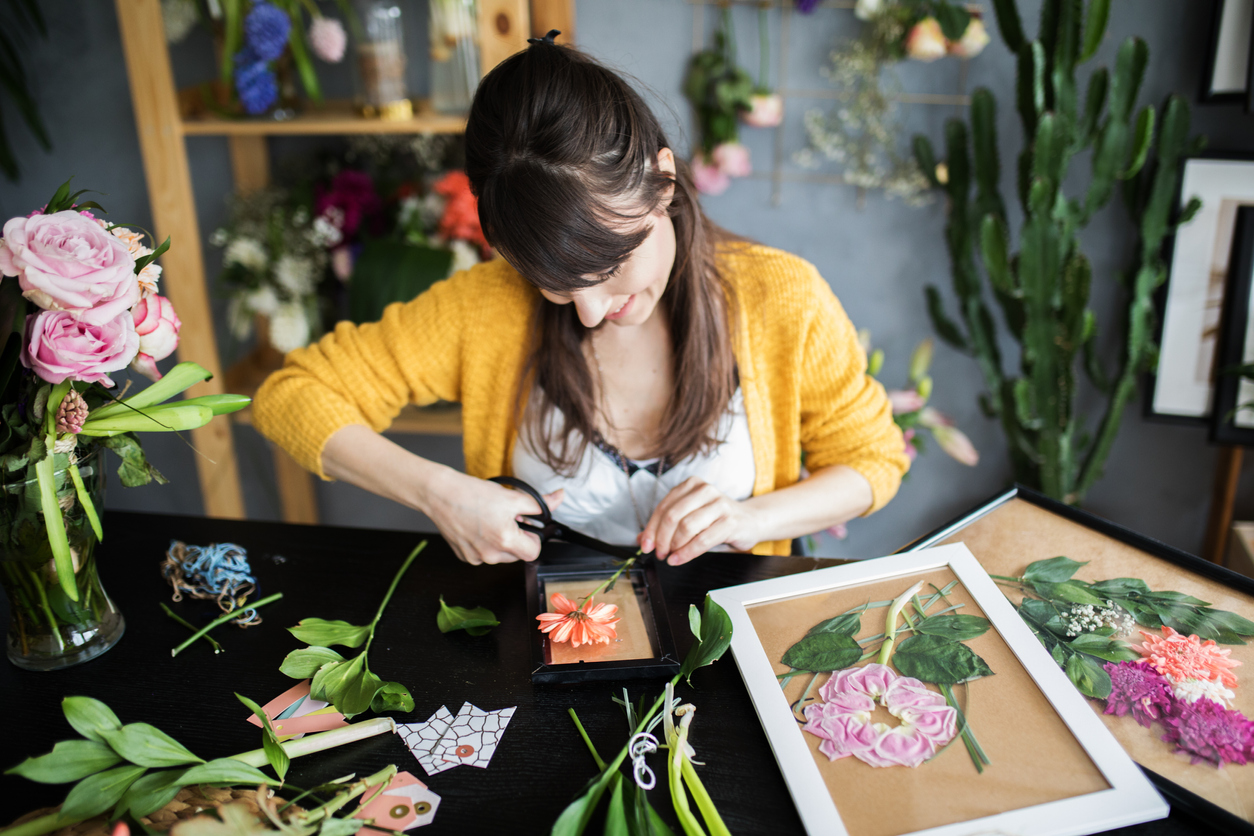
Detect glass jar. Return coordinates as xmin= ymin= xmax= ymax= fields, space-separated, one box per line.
xmin=428 ymin=0 xmax=480 ymax=114
xmin=357 ymin=1 xmax=412 ymax=120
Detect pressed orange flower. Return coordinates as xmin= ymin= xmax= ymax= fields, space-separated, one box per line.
xmin=536 ymin=592 xmax=620 ymax=647
xmin=1133 ymin=626 xmax=1241 ymax=690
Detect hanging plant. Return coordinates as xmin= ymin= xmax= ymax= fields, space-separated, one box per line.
xmin=683 ymin=8 xmax=756 ymax=196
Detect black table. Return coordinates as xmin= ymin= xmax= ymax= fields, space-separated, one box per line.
xmin=0 ymin=512 xmax=1209 ymax=835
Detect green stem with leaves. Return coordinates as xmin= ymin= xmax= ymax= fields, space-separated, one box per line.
xmin=170 ymin=592 xmax=283 ymax=657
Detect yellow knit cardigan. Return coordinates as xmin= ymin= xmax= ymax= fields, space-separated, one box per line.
xmin=253 ymin=243 xmax=909 ymax=554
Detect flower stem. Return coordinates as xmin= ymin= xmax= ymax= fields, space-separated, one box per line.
xmin=878 ymin=582 xmax=924 ymax=666
xmin=29 ymin=565 xmax=65 ymax=653
xmin=161 ymin=603 xmax=223 ymax=653
xmin=363 ymin=542 xmax=424 ymax=654
xmin=170 ymin=592 xmax=283 ymax=657
xmin=568 ymin=708 xmax=607 ymax=770
xmin=941 ymin=683 xmax=989 ymax=772
xmin=231 ymin=717 xmax=396 ymax=767
xmin=583 ymin=556 xmax=636 ymax=603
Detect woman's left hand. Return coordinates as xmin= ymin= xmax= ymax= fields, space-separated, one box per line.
xmin=640 ymin=477 xmax=761 ymax=566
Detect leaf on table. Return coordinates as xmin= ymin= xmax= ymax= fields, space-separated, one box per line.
xmin=436 ymin=596 xmax=499 ymax=636
xmin=780 ymin=633 xmax=861 ymax=673
xmin=1022 ymin=556 xmax=1087 ymax=584
xmin=59 ymin=764 xmax=148 ymax=820
xmin=287 ymin=618 xmax=371 ymax=649
xmin=370 ymin=680 xmax=414 ymax=714
xmin=311 ymin=655 xmax=383 ymax=719
xmin=804 ymin=611 xmax=862 ymax=638
xmin=3 ymin=739 xmax=121 ymax=784
xmin=177 ymin=758 xmax=270 ymax=787
xmin=99 ymin=723 xmax=205 ymax=768
xmin=119 ymin=768 xmax=188 ymax=818
xmin=280 ymin=646 xmax=346 ymax=679
xmin=235 ymin=694 xmax=288 ymax=785
xmin=678 ymin=596 xmax=733 ymax=685
xmin=61 ymin=696 xmax=122 ymax=745
xmin=911 ymin=614 xmax=991 ymax=642
xmin=892 ymin=634 xmax=994 ymax=686
xmin=1089 ymin=577 xmax=1150 ymax=597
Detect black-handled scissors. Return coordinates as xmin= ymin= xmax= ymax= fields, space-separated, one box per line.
xmin=490 ymin=476 xmax=647 ymax=562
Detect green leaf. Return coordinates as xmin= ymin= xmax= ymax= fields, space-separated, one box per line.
xmin=348 ymin=242 xmax=454 ymax=325
xmin=933 ymin=4 xmax=970 ymax=41
xmin=893 ymin=635 xmax=994 ymax=685
xmin=119 ymin=769 xmax=188 ymax=818
xmin=177 ymin=758 xmax=270 ymax=787
xmin=1066 ymin=633 xmax=1138 ymax=662
xmin=62 ymin=697 xmax=122 ymax=743
xmin=1089 ymin=578 xmax=1149 ymax=597
xmin=436 ymin=596 xmax=500 ymax=636
xmin=77 ymin=403 xmax=215 ymax=436
xmin=780 ymin=633 xmax=860 ymax=673
xmin=1143 ymin=590 xmax=1209 ymax=606
xmin=235 ymin=694 xmax=288 ymax=785
xmin=370 ymin=680 xmax=414 ymax=714
xmin=1065 ymin=653 xmax=1111 ymax=699
xmin=4 ymin=740 xmax=121 ymax=784
xmin=287 ymin=618 xmax=371 ymax=648
xmin=925 ymin=285 xmax=969 ymax=352
xmin=1120 ymin=105 xmax=1155 ymax=179
xmin=678 ymin=596 xmax=733 ymax=684
xmin=68 ymin=463 xmax=102 ymax=541
xmin=98 ymin=433 xmax=165 ymax=487
xmin=311 ymin=655 xmax=382 ymax=718
xmin=805 ymin=612 xmax=861 ymax=638
xmin=179 ymin=394 xmax=252 ymax=416
xmin=604 ymin=774 xmax=628 ymax=836
xmin=1022 ymin=556 xmax=1086 ymax=584
xmin=1205 ymin=608 xmax=1254 ymax=638
xmin=912 ymin=614 xmax=991 ymax=642
xmin=1080 ymin=0 xmax=1111 ymax=62
xmin=35 ymin=450 xmax=76 ymax=602
xmin=59 ymin=764 xmax=147 ymax=820
xmin=280 ymin=646 xmax=346 ymax=678
xmin=1032 ymin=581 xmax=1107 ymax=607
xmin=99 ymin=723 xmax=204 ymax=768
xmin=86 ymin=363 xmax=211 ymax=421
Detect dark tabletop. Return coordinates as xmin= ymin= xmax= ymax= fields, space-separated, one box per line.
xmin=0 ymin=512 xmax=1212 ymax=835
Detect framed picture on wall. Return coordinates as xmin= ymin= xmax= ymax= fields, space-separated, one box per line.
xmin=1212 ymin=206 xmax=1254 ymax=444
xmin=1150 ymin=155 xmax=1254 ymax=421
xmin=709 ymin=545 xmax=1168 ymax=836
xmin=902 ymin=486 xmax=1254 ymax=835
xmin=1203 ymin=0 xmax=1254 ymax=103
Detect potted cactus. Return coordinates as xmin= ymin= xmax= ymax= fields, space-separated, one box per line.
xmin=912 ymin=0 xmax=1203 ymax=504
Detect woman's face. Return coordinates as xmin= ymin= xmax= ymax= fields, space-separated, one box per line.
xmin=537 ymin=150 xmax=677 ymax=330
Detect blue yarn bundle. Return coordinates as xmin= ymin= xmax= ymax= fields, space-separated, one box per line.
xmin=162 ymin=540 xmax=264 ymax=625
xmin=234 ymin=46 xmax=278 ymax=115
xmin=244 ymin=1 xmax=291 ymax=62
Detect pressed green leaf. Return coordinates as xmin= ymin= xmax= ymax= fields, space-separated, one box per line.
xmin=1022 ymin=556 xmax=1086 ymax=584
xmin=4 ymin=740 xmax=121 ymax=784
xmin=436 ymin=596 xmax=500 ymax=636
xmin=119 ymin=769 xmax=188 ymax=818
xmin=178 ymin=758 xmax=270 ymax=786
xmin=780 ymin=633 xmax=860 ymax=673
xmin=62 ymin=696 xmax=122 ymax=743
xmin=99 ymin=723 xmax=204 ymax=768
xmin=804 ymin=612 xmax=861 ymax=638
xmin=678 ymin=596 xmax=733 ymax=684
xmin=1205 ymin=608 xmax=1254 ymax=638
xmin=1067 ymin=633 xmax=1138 ymax=662
xmin=1065 ymin=653 xmax=1111 ymax=699
xmin=893 ymin=634 xmax=994 ymax=686
xmin=370 ymin=680 xmax=414 ymax=714
xmin=1142 ymin=590 xmax=1209 ymax=606
xmin=59 ymin=764 xmax=147 ymax=820
xmin=280 ymin=646 xmax=346 ymax=678
xmin=1089 ymin=578 xmax=1149 ymax=597
xmin=287 ymin=617 xmax=371 ymax=648
xmin=912 ymin=614 xmax=991 ymax=642
xmin=311 ymin=655 xmax=382 ymax=718
xmin=1031 ymin=581 xmax=1107 ymax=608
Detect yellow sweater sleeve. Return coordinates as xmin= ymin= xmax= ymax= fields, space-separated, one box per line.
xmin=252 ymin=274 xmax=467 ymax=479
xmin=796 ymin=265 xmax=909 ymax=514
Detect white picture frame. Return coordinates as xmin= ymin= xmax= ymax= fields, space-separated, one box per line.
xmin=708 ymin=544 xmax=1167 ymax=836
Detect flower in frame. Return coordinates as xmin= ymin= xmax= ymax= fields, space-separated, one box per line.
xmin=1102 ymin=661 xmax=1176 ymax=728
xmin=536 ymin=592 xmax=620 ymax=648
xmin=1133 ymin=625 xmax=1240 ymax=704
xmin=1159 ymin=698 xmax=1254 ymax=767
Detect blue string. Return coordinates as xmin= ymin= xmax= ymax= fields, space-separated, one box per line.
xmin=162 ymin=541 xmax=262 ymax=626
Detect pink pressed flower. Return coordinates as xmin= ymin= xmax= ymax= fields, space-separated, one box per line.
xmin=711 ymin=142 xmax=751 ymax=178
xmin=536 ymin=592 xmax=620 ymax=647
xmin=691 ymin=156 xmax=731 ymax=196
xmin=887 ymin=389 xmax=925 ymax=415
xmin=1134 ymin=626 xmax=1240 ymax=691
xmin=1103 ymin=661 xmax=1176 ymax=728
xmin=1160 ymin=698 xmax=1254 ymax=767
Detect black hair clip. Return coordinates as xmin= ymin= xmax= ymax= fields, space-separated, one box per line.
xmin=527 ymin=29 xmax=561 ymax=46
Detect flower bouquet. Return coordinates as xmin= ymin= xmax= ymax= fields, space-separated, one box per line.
xmin=0 ymin=180 xmax=249 ymax=670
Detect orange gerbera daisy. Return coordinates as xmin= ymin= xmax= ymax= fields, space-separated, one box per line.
xmin=1132 ymin=626 xmax=1240 ymax=689
xmin=536 ymin=592 xmax=620 ymax=647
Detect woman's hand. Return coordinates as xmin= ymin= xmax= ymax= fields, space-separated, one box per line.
xmin=426 ymin=471 xmax=565 ymax=565
xmin=640 ymin=477 xmax=760 ymax=566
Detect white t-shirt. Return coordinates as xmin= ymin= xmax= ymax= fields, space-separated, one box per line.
xmin=512 ymin=388 xmax=756 ymax=546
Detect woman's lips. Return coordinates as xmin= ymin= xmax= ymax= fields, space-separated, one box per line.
xmin=605 ymin=294 xmax=635 ymax=321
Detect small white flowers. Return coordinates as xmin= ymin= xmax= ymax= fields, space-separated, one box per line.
xmin=223 ymin=237 xmax=268 ymax=272
xmin=1170 ymin=676 xmax=1237 ymax=708
xmin=274 ymin=254 xmax=316 ymax=296
xmin=269 ymin=302 xmax=312 ymax=354
xmin=1062 ymin=601 xmax=1136 ymax=638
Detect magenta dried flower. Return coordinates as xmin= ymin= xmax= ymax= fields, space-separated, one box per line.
xmin=1103 ymin=661 xmax=1176 ymax=728
xmin=54 ymin=389 xmax=89 ymax=434
xmin=1160 ymin=698 xmax=1254 ymax=767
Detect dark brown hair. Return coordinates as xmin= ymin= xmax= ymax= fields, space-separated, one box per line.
xmin=464 ymin=38 xmax=737 ymax=473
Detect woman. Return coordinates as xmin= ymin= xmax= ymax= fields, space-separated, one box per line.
xmin=253 ymin=34 xmax=908 ymax=567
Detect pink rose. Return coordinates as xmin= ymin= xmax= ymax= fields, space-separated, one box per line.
xmin=691 ymin=156 xmax=731 ymax=196
xmin=741 ymin=93 xmax=783 ymax=128
xmin=824 ymin=662 xmax=897 ymax=701
xmin=861 ymin=726 xmax=939 ymax=768
xmin=130 ymin=295 xmax=181 ymax=382
xmin=23 ymin=309 xmax=139 ymax=386
xmin=711 ymin=142 xmax=752 ymax=178
xmin=905 ymin=17 xmax=947 ymax=62
xmin=0 ymin=210 xmax=140 ymax=325
xmin=884 ymin=675 xmax=949 ymax=710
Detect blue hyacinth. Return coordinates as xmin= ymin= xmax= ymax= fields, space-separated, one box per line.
xmin=235 ymin=48 xmax=278 ymax=115
xmin=244 ymin=1 xmax=291 ymax=62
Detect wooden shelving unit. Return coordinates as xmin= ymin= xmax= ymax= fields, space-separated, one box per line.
xmin=116 ymin=0 xmax=571 ymax=524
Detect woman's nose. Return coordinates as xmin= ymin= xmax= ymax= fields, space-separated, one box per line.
xmin=573 ymin=293 xmax=614 ymax=328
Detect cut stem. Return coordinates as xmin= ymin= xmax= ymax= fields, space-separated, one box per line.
xmin=171 ymin=592 xmax=283 ymax=657
xmin=363 ymin=542 xmax=424 ymax=655
xmin=161 ymin=603 xmax=223 ymax=653
xmin=567 ymin=708 xmax=606 ymax=771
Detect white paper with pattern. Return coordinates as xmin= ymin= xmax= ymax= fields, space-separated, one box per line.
xmin=431 ymin=702 xmax=516 ymax=769
xmin=396 ymin=706 xmax=456 ymax=775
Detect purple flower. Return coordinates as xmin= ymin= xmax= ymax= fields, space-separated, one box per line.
xmin=234 ymin=52 xmax=278 ymax=115
xmin=795 ymin=0 xmax=821 ymax=12
xmin=1103 ymin=661 xmax=1176 ymax=728
xmin=1160 ymin=698 xmax=1254 ymax=767
xmin=244 ymin=1 xmax=291 ymax=62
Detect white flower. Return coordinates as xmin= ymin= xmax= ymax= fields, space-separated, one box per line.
xmin=209 ymin=228 xmax=229 ymax=247
xmin=398 ymin=195 xmax=423 ymax=228
xmin=226 ymin=297 xmax=254 ymax=340
xmin=274 ymin=254 xmax=315 ymax=296
xmin=311 ymin=215 xmax=343 ymax=248
xmin=854 ymin=0 xmax=885 ymax=20
xmin=448 ymin=239 xmax=480 ymax=275
xmin=247 ymin=286 xmax=281 ymax=316
xmin=138 ymin=262 xmax=162 ymax=298
xmin=224 ymin=237 xmax=268 ymax=272
xmin=1168 ymin=676 xmax=1236 ymax=707
xmin=162 ymin=0 xmax=198 ymax=43
xmin=269 ymin=302 xmax=311 ymax=353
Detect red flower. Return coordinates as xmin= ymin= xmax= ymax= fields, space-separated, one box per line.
xmin=433 ymin=171 xmax=487 ymax=251
xmin=315 ymin=170 xmax=382 ymax=240
xmin=536 ymin=592 xmax=619 ymax=647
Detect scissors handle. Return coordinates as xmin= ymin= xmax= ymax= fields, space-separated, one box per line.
xmin=489 ymin=476 xmax=551 ymax=525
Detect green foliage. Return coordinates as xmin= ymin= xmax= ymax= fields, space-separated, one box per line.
xmin=780 ymin=633 xmax=861 ymax=672
xmin=682 ymin=11 xmax=754 ymax=155
xmin=0 ymin=0 xmax=50 ymax=181
xmin=678 ymin=596 xmax=733 ymax=685
xmin=893 ymin=634 xmax=994 ymax=685
xmin=911 ymin=613 xmax=991 ymax=641
xmin=913 ymin=0 xmax=1202 ymax=503
xmin=435 ymin=596 xmax=499 ymax=636
xmin=347 ymin=241 xmax=453 ymax=325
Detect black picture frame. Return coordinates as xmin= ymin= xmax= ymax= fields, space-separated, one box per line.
xmin=1202 ymin=0 xmax=1253 ymax=104
xmin=524 ymin=544 xmax=680 ymax=685
xmin=897 ymin=484 xmax=1254 ymax=836
xmin=1211 ymin=206 xmax=1254 ymax=444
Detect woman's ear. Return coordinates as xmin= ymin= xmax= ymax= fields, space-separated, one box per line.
xmin=657 ymin=147 xmax=677 ymax=209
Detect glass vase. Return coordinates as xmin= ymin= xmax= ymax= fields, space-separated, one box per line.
xmin=428 ymin=0 xmax=479 ymax=115
xmin=0 ymin=447 xmax=123 ymax=671
xmin=356 ymin=1 xmax=413 ymax=120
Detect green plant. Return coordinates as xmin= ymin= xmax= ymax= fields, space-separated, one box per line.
xmin=912 ymin=0 xmax=1203 ymax=503
xmin=0 ymin=0 xmax=50 ymax=180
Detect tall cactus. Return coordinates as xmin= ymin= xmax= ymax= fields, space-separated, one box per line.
xmin=913 ymin=0 xmax=1203 ymax=504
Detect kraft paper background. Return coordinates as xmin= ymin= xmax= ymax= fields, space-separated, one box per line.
xmin=543 ymin=574 xmax=657 ymax=665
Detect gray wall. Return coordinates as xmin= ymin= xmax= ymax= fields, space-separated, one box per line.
xmin=0 ymin=1 xmax=1247 ymax=559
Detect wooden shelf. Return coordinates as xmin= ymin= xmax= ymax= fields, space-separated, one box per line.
xmin=181 ymin=98 xmax=467 ymax=136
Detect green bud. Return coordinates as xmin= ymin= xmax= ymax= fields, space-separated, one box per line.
xmin=908 ymin=339 xmax=934 ymax=382
xmin=917 ymin=376 xmax=933 ymax=401
xmin=868 ymin=348 xmax=885 ymax=377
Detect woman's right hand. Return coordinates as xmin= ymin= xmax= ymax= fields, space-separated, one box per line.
xmin=425 ymin=470 xmax=564 ymax=565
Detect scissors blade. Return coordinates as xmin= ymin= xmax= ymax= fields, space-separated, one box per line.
xmin=546 ymin=523 xmax=644 ymax=562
